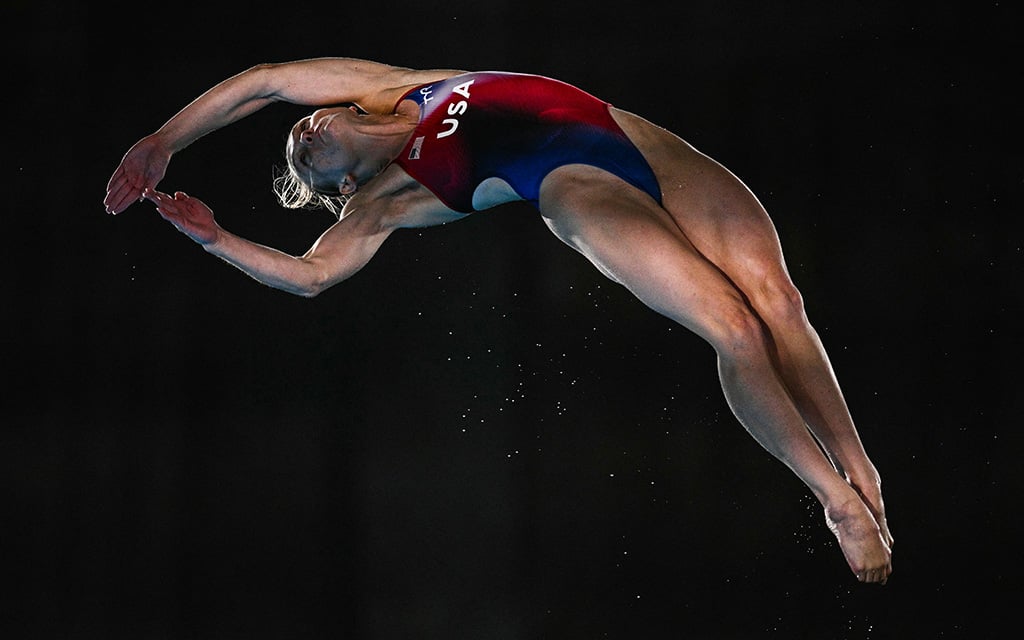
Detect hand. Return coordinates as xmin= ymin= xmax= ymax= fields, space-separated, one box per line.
xmin=105 ymin=135 xmax=172 ymax=214
xmin=144 ymin=189 xmax=221 ymax=246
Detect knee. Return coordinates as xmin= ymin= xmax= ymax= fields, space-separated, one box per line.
xmin=706 ymin=299 xmax=769 ymax=357
xmin=751 ymin=276 xmax=808 ymax=329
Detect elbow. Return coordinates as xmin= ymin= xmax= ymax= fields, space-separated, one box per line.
xmin=292 ymin=277 xmax=325 ymax=298
xmin=297 ymin=284 xmax=323 ymax=299
xmin=293 ymin=261 xmax=333 ymax=298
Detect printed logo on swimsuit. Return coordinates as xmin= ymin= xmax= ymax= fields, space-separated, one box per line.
xmin=437 ymin=80 xmax=475 ymax=139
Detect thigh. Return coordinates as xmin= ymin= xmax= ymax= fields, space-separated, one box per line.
xmin=538 ymin=164 xmax=752 ymax=343
xmin=668 ymin=152 xmax=792 ymax=285
xmin=612 ymin=109 xmax=795 ymax=293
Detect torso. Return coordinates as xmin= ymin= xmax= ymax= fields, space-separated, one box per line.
xmin=385 ymin=72 xmax=663 ymax=214
xmin=350 ymin=72 xmax=705 ymax=230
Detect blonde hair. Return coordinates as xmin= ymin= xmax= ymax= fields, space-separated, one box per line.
xmin=272 ymin=151 xmax=349 ymax=219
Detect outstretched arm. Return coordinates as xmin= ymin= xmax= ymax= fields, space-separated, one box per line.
xmin=143 ymin=189 xmax=391 ymax=297
xmin=105 ymin=58 xmax=463 ymax=214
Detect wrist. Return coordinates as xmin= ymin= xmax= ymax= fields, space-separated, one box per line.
xmin=149 ymin=130 xmax=177 ymax=155
xmin=202 ymin=227 xmax=230 ymax=252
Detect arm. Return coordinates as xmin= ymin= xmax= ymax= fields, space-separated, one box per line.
xmin=143 ymin=189 xmax=391 ymax=297
xmin=105 ymin=57 xmax=464 ymax=214
xmin=144 ymin=58 xmax=461 ymax=149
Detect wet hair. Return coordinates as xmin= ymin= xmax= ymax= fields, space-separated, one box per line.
xmin=273 ymin=126 xmax=349 ymax=219
xmin=272 ymin=158 xmax=350 ymax=219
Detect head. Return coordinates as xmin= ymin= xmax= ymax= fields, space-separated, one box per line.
xmin=274 ymin=107 xmax=362 ymax=218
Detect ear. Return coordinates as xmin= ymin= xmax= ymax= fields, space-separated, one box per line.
xmin=339 ymin=174 xmax=358 ymax=195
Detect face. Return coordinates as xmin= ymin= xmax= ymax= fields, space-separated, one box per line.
xmin=287 ymin=107 xmax=358 ymax=195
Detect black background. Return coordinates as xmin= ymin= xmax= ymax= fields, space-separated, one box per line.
xmin=3 ymin=1 xmax=1018 ymax=638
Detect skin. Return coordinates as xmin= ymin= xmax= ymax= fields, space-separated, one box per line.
xmin=105 ymin=57 xmax=893 ymax=583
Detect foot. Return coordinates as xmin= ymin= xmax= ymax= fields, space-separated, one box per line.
xmin=824 ymin=496 xmax=892 ymax=584
xmin=845 ymin=470 xmax=895 ymax=551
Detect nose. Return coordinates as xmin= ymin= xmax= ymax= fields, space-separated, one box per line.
xmin=297 ymin=112 xmax=325 ymax=146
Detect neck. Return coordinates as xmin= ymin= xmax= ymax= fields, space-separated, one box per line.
xmin=351 ymin=112 xmax=419 ymax=183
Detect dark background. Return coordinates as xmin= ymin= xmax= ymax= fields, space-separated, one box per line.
xmin=3 ymin=1 xmax=1018 ymax=638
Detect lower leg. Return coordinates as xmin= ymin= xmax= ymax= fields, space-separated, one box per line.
xmin=751 ymin=293 xmax=893 ymax=548
xmin=716 ymin=344 xmax=892 ymax=583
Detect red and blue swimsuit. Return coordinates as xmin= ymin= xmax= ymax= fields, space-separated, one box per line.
xmin=392 ymin=72 xmax=663 ymax=213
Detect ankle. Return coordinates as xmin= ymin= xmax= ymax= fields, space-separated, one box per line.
xmin=823 ymin=492 xmax=861 ymax=522
xmin=846 ymin=467 xmax=882 ymax=500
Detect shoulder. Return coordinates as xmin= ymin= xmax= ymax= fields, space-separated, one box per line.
xmin=367 ymin=68 xmax=472 ymax=114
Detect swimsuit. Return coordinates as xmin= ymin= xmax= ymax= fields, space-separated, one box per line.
xmin=392 ymin=72 xmax=662 ymax=213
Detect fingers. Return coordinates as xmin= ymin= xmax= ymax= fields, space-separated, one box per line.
xmin=143 ymin=188 xmax=192 ymax=211
xmin=146 ymin=191 xmax=187 ymax=230
xmin=143 ymin=187 xmax=173 ymax=207
xmin=144 ymin=189 xmax=197 ymax=224
xmin=143 ymin=188 xmax=187 ymax=201
xmin=104 ymin=165 xmax=123 ymax=193
xmin=105 ymin=169 xmax=154 ymax=215
xmin=143 ymin=188 xmax=175 ymax=215
xmin=105 ymin=180 xmax=140 ymax=215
